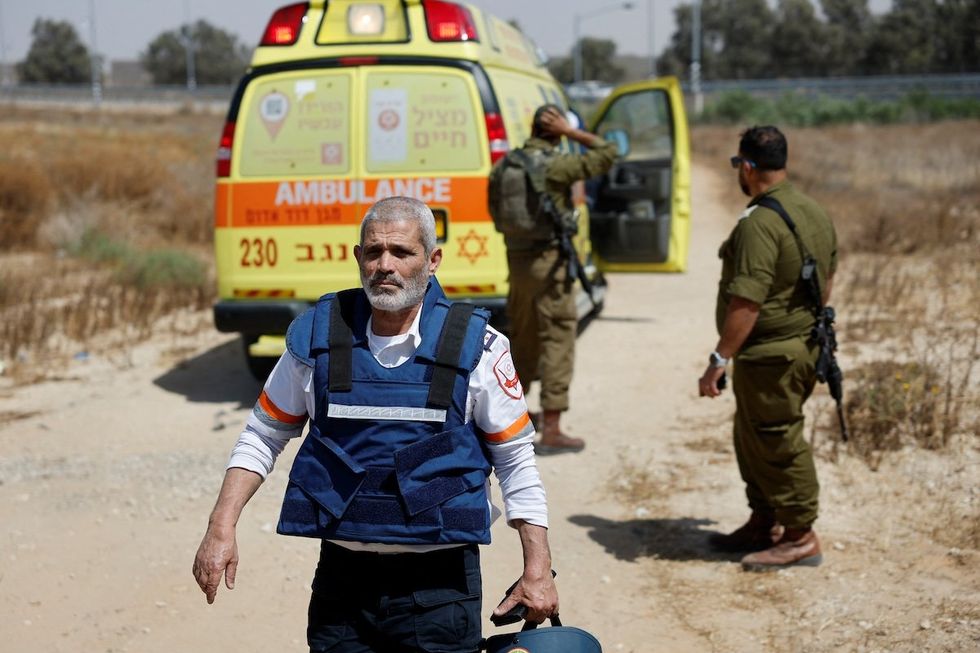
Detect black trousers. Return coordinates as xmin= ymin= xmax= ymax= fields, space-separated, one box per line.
xmin=308 ymin=542 xmax=483 ymax=653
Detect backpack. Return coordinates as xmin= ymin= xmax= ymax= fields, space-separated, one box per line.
xmin=487 ymin=147 xmax=559 ymax=241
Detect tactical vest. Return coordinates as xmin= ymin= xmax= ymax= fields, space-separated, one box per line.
xmin=488 ymin=147 xmax=560 ymax=242
xmin=277 ymin=279 xmax=493 ymax=545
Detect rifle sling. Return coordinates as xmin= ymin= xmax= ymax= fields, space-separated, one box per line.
xmin=752 ymin=196 xmax=824 ymax=313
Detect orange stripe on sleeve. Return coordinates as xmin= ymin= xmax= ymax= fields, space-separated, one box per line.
xmin=483 ymin=411 xmax=531 ymax=444
xmin=258 ymin=390 xmax=306 ymax=425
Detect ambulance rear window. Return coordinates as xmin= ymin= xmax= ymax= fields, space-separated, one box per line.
xmin=238 ymin=71 xmax=353 ymax=177
xmin=364 ymin=69 xmax=483 ymax=174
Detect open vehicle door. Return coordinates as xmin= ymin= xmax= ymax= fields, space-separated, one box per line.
xmin=587 ymin=76 xmax=691 ymax=272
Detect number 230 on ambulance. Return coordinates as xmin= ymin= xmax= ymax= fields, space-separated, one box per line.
xmin=212 ymin=0 xmax=692 ymax=379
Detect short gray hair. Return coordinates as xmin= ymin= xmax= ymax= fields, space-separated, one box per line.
xmin=360 ymin=196 xmax=437 ymax=256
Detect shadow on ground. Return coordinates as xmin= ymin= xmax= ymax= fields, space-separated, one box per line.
xmin=153 ymin=339 xmax=261 ymax=407
xmin=568 ymin=514 xmax=740 ymax=563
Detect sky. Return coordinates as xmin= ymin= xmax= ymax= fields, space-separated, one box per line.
xmin=0 ymin=0 xmax=892 ymax=67
xmin=0 ymin=0 xmax=707 ymax=65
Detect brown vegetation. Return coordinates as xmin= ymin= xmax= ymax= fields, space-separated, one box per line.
xmin=0 ymin=107 xmax=222 ymax=373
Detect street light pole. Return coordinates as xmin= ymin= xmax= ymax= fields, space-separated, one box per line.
xmin=691 ymin=0 xmax=702 ymax=115
xmin=648 ymin=0 xmax=656 ymax=78
xmin=572 ymin=2 xmax=634 ymax=84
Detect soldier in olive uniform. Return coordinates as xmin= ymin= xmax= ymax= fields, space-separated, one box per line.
xmin=698 ymin=126 xmax=838 ymax=571
xmin=504 ymin=105 xmax=617 ymax=454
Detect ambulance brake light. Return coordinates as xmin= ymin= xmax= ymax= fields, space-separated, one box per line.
xmin=216 ymin=121 xmax=235 ymax=177
xmin=260 ymin=3 xmax=309 ymax=46
xmin=485 ymin=112 xmax=508 ymax=164
xmin=423 ymin=0 xmax=478 ymax=42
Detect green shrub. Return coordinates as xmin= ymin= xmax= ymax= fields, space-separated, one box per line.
xmin=69 ymin=228 xmax=133 ymax=264
xmin=697 ymin=90 xmax=980 ymax=126
xmin=117 ymin=249 xmax=206 ymax=290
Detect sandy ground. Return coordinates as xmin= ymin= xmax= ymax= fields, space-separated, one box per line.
xmin=1 ymin=162 xmax=977 ymax=653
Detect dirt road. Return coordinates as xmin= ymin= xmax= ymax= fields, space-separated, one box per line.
xmin=1 ymin=162 xmax=976 ymax=652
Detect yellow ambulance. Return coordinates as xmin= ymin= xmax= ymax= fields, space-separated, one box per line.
xmin=212 ymin=0 xmax=690 ymax=378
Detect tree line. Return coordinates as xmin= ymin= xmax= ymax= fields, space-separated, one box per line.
xmin=550 ymin=0 xmax=979 ymax=84
xmin=16 ymin=18 xmax=249 ymax=85
xmin=16 ymin=0 xmax=980 ymax=86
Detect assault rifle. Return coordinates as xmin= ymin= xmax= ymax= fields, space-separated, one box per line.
xmin=541 ymin=193 xmax=597 ymax=308
xmin=756 ymin=197 xmax=849 ymax=442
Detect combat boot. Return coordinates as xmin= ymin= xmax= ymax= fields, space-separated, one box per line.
xmin=708 ymin=512 xmax=784 ymax=553
xmin=740 ymin=527 xmax=823 ymax=572
xmin=534 ymin=410 xmax=585 ymax=455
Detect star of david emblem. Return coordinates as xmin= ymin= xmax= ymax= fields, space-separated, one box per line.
xmin=456 ymin=229 xmax=489 ymax=265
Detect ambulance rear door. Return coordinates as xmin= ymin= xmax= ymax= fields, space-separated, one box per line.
xmin=587 ymin=76 xmax=691 ymax=273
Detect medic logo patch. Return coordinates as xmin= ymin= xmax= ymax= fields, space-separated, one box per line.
xmin=483 ymin=331 xmax=498 ymax=351
xmin=493 ymin=350 xmax=523 ymax=400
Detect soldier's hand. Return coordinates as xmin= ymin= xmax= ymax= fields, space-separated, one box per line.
xmin=698 ymin=365 xmax=726 ymax=398
xmin=192 ymin=524 xmax=239 ymax=604
xmin=537 ymin=107 xmax=571 ymax=139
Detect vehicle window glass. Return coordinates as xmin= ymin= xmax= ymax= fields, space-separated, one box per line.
xmin=596 ymin=90 xmax=673 ymax=161
xmin=239 ymin=71 xmax=352 ymax=177
xmin=364 ymin=70 xmax=482 ymax=173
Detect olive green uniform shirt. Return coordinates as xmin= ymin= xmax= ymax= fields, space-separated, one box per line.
xmin=716 ymin=180 xmax=838 ymax=345
xmin=504 ymin=135 xmax=618 ymax=253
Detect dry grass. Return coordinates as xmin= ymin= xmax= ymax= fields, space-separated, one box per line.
xmin=0 ymin=107 xmax=221 ymax=373
xmin=0 ymin=106 xmax=220 ymax=251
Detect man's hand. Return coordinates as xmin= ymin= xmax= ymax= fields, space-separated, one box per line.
xmin=192 ymin=524 xmax=239 ymax=604
xmin=698 ymin=364 xmax=726 ymax=398
xmin=536 ymin=107 xmax=571 ymax=139
xmin=492 ymin=569 xmax=559 ymax=625
xmin=496 ymin=520 xmax=559 ymax=624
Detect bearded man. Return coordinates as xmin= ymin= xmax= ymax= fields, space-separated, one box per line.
xmin=193 ymin=196 xmax=557 ymax=652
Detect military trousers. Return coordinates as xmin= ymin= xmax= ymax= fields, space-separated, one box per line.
xmin=732 ymin=336 xmax=820 ymax=529
xmin=505 ymin=246 xmax=577 ymax=412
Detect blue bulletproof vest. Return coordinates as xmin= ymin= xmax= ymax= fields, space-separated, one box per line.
xmin=277 ymin=279 xmax=493 ymax=545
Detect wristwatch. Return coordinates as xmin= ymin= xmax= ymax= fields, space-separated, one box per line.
xmin=709 ymin=351 xmax=729 ymax=368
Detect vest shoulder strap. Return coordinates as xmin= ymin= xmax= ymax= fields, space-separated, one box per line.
xmin=326 ymin=289 xmax=359 ymax=393
xmin=426 ymin=302 xmax=477 ymax=409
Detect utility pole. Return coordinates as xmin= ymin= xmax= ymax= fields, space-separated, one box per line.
xmin=0 ymin=1 xmax=10 ymax=87
xmin=89 ymin=0 xmax=102 ymax=104
xmin=184 ymin=0 xmax=196 ymax=91
xmin=691 ymin=0 xmax=702 ymax=115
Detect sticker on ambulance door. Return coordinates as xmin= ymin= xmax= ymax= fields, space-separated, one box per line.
xmin=259 ymin=91 xmax=289 ymax=140
xmin=369 ymin=88 xmax=408 ymax=162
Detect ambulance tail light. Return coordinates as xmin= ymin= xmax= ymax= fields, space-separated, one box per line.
xmin=485 ymin=112 xmax=508 ymax=164
xmin=423 ymin=0 xmax=478 ymax=42
xmin=260 ymin=2 xmax=309 ymax=46
xmin=216 ymin=121 xmax=235 ymax=178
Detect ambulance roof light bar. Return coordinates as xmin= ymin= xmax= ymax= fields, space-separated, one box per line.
xmin=348 ymin=4 xmax=385 ymax=36
xmin=260 ymin=2 xmax=309 ymax=46
xmin=422 ymin=0 xmax=479 ymax=42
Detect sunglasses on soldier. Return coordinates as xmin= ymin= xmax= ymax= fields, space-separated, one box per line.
xmin=730 ymin=155 xmax=756 ymax=169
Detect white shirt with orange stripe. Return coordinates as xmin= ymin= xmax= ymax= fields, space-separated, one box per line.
xmin=228 ymin=308 xmax=546 ymax=551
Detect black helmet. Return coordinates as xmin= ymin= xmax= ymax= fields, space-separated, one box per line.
xmin=483 ymin=616 xmax=601 ymax=653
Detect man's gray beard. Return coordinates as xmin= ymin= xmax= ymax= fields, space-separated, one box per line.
xmin=361 ymin=269 xmax=429 ymax=312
